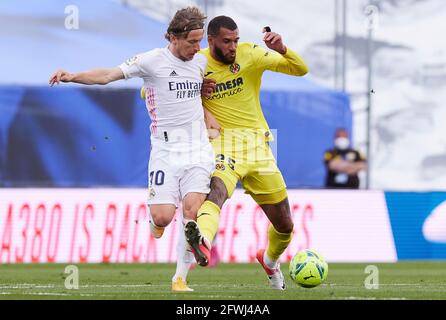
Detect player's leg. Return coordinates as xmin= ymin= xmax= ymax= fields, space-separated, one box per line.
xmin=147 ymin=143 xmax=180 ymax=238
xmin=258 ymin=192 xmax=294 ymax=265
xmin=252 ymin=190 xmax=292 ymax=290
xmin=185 ymin=173 xmax=237 ymax=266
xmin=245 ymin=145 xmax=294 ymax=264
xmin=182 ymin=149 xmax=236 ymax=266
xmin=172 ymin=213 xmax=195 ymax=292
xmin=147 ymin=167 xmax=182 ymax=291
xmin=181 ymin=191 xmax=208 ymax=271
xmin=197 ymin=152 xmax=241 ymax=244
xmin=170 ymin=153 xmax=209 ymax=292
xmin=196 ymin=176 xmax=228 ymax=236
xmin=243 ymin=146 xmax=293 ymax=290
xmin=178 ymin=140 xmax=216 ymax=265
xmin=148 ymin=204 xmax=176 ymax=238
xmin=171 ymin=191 xmax=208 ymax=291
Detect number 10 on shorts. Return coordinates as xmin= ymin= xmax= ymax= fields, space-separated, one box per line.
xmin=149 ymin=170 xmax=165 ymax=186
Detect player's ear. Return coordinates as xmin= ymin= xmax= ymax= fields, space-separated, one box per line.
xmin=168 ymin=33 xmax=178 ymax=45
xmin=165 ymin=32 xmax=175 ymax=44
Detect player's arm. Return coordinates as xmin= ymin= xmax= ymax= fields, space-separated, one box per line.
xmin=49 ymin=67 xmax=124 ymax=86
xmin=203 ymin=106 xmax=220 ymax=139
xmin=274 ymin=47 xmax=308 ymax=76
xmin=200 ymin=77 xmax=220 ymax=139
xmin=261 ymin=29 xmax=308 ymax=76
xmin=201 ymin=77 xmax=216 ymax=98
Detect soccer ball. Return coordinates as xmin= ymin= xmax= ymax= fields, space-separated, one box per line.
xmin=289 ymin=249 xmax=328 ymax=288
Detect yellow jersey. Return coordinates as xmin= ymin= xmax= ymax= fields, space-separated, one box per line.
xmin=199 ymin=43 xmax=308 ymax=148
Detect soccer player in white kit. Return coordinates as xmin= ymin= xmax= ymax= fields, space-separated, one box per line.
xmin=49 ymin=7 xmax=217 ymax=292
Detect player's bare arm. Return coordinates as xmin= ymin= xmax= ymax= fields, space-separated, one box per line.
xmin=49 ymin=67 xmax=124 ymax=86
xmin=201 ymin=78 xmax=220 ymax=139
xmin=203 ymin=106 xmax=221 ymax=139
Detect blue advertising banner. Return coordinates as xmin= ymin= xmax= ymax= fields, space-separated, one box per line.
xmin=385 ymin=192 xmax=446 ymax=259
xmin=0 ymin=85 xmax=350 ymax=188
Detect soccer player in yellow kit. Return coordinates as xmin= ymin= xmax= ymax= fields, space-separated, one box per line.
xmin=184 ymin=16 xmax=308 ymax=290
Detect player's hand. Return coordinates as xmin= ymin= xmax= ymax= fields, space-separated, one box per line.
xmin=49 ymin=69 xmax=74 ymax=86
xmin=205 ymin=115 xmax=221 ymax=131
xmin=207 ymin=128 xmax=220 ymax=140
xmin=201 ymin=78 xmax=216 ymax=98
xmin=262 ymin=29 xmax=287 ymax=55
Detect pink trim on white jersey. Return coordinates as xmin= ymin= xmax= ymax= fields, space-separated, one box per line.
xmin=145 ymin=87 xmax=157 ymax=135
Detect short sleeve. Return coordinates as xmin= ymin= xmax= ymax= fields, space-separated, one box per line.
xmin=119 ymin=55 xmax=143 ymax=79
xmin=119 ymin=51 xmax=156 ymax=79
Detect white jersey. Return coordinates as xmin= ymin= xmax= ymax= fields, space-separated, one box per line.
xmin=119 ymin=47 xmax=208 ymax=136
xmin=119 ymin=47 xmax=214 ymax=206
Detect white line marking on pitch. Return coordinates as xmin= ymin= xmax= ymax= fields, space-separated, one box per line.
xmin=335 ymin=297 xmax=407 ymax=300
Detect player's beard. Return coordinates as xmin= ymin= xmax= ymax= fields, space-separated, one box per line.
xmin=214 ymin=46 xmax=235 ymax=65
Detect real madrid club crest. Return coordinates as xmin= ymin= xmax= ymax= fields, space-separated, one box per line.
xmin=229 ymin=63 xmax=240 ymax=74
xmin=149 ymin=187 xmax=156 ymax=199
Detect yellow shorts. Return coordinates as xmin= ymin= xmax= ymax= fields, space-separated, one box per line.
xmin=211 ymin=137 xmax=288 ymax=205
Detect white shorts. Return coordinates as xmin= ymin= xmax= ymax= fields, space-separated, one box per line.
xmin=147 ymin=128 xmax=215 ymax=206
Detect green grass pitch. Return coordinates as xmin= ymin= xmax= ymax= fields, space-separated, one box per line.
xmin=0 ymin=262 xmax=445 ymax=300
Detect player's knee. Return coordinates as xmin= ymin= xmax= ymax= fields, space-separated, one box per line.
xmin=272 ymin=199 xmax=294 ymax=233
xmin=282 ymin=220 xmax=294 ymax=234
xmin=280 ymin=203 xmax=294 ymax=233
xmin=273 ymin=217 xmax=293 ymax=234
xmin=150 ymin=211 xmax=172 ymax=228
xmin=207 ymin=177 xmax=229 ymax=208
xmin=183 ymin=204 xmax=198 ymax=220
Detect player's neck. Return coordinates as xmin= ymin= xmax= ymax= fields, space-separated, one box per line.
xmin=168 ymin=44 xmax=186 ymax=62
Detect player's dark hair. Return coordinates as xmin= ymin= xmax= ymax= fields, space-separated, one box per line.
xmin=165 ymin=7 xmax=206 ymax=41
xmin=207 ymin=16 xmax=238 ymax=37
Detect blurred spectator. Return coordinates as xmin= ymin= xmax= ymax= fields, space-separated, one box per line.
xmin=324 ymin=128 xmax=367 ymax=189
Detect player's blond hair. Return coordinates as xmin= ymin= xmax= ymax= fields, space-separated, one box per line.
xmin=165 ymin=6 xmax=206 ymax=41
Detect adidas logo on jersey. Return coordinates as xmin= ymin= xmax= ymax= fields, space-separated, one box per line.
xmin=170 ymin=70 xmax=178 ymax=76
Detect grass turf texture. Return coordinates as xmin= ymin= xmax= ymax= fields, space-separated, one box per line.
xmin=0 ymin=262 xmax=445 ymax=300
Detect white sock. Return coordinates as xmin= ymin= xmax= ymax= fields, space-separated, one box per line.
xmin=264 ymin=251 xmax=278 ymax=270
xmin=172 ymin=218 xmax=194 ymax=282
xmin=181 ymin=219 xmax=195 ymax=263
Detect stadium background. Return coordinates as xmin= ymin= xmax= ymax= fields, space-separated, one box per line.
xmin=1 ymin=0 xmax=446 ymax=267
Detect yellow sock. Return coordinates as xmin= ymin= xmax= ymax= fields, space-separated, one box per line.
xmin=266 ymin=224 xmax=293 ymax=261
xmin=197 ymin=200 xmax=221 ymax=242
